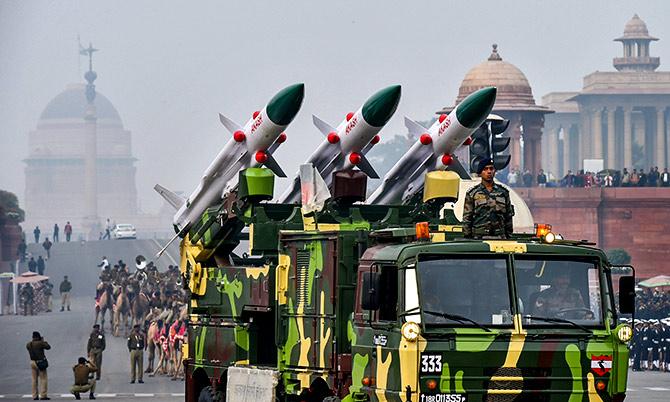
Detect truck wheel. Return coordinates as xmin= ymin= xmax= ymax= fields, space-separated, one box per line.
xmin=198 ymin=385 xmax=223 ymax=402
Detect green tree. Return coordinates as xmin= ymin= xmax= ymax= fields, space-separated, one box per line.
xmin=606 ymin=248 xmax=632 ymax=274
xmin=0 ymin=190 xmax=25 ymax=223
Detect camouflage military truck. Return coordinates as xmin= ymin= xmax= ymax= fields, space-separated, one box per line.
xmin=183 ymin=168 xmax=636 ymax=402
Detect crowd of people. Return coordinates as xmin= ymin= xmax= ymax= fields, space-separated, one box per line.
xmin=628 ymin=289 xmax=670 ymax=372
xmin=501 ymin=166 xmax=670 ymax=188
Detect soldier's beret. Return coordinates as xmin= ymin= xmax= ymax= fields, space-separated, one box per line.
xmin=477 ymin=158 xmax=495 ymax=174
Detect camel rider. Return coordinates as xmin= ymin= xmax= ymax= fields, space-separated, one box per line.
xmin=87 ymin=324 xmax=105 ymax=381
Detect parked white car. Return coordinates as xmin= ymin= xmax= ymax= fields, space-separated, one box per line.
xmin=112 ymin=224 xmax=137 ymax=239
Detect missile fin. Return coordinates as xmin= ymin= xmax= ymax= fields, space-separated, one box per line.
xmin=313 ymin=115 xmax=336 ymax=136
xmin=404 ymin=117 xmax=427 ymax=137
xmin=355 ymin=154 xmax=380 ymax=179
xmin=218 ymin=113 xmax=242 ymax=134
xmin=262 ymin=153 xmax=287 ymax=178
xmin=445 ymin=156 xmax=471 ymax=180
xmin=153 ymin=184 xmax=186 ymax=210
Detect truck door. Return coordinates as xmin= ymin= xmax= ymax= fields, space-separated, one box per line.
xmin=279 ymin=236 xmax=337 ymax=371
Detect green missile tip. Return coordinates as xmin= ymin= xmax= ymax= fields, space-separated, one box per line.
xmin=362 ymin=85 xmax=402 ymax=127
xmin=455 ymin=87 xmax=497 ymax=129
xmin=266 ymin=83 xmax=305 ymax=126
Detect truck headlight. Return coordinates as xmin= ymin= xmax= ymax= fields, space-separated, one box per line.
xmin=401 ymin=321 xmax=421 ymax=342
xmin=617 ymin=324 xmax=633 ymax=343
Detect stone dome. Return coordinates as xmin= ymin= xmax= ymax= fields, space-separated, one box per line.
xmin=39 ymin=84 xmax=122 ymax=122
xmin=455 ymin=44 xmax=538 ymax=109
xmin=616 ymin=14 xmax=658 ymax=41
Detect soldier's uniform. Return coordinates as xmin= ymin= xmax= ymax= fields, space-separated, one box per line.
xmin=462 ymin=182 xmax=514 ymax=238
xmin=127 ymin=327 xmax=145 ymax=383
xmin=87 ymin=325 xmax=105 ymax=380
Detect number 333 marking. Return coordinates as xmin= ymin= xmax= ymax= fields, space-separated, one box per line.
xmin=421 ymin=354 xmax=442 ymax=373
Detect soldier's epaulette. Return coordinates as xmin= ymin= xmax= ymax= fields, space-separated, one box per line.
xmin=466 ymin=185 xmax=482 ymax=196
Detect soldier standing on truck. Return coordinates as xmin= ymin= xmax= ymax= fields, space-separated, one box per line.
xmin=462 ymin=158 xmax=514 ymax=239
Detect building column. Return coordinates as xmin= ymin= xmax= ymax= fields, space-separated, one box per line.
xmin=562 ymin=125 xmax=571 ymax=175
xmin=623 ymin=106 xmax=632 ymax=169
xmin=592 ymin=107 xmax=603 ymax=159
xmin=657 ymin=106 xmax=666 ymax=169
xmin=510 ymin=114 xmax=523 ymax=172
xmin=550 ymin=127 xmax=560 ymax=177
xmin=607 ymin=106 xmax=616 ymax=169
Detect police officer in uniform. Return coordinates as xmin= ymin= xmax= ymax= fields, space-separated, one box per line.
xmin=462 ymin=158 xmax=514 ymax=239
xmin=86 ymin=325 xmax=105 ymax=380
xmin=127 ymin=325 xmax=145 ymax=383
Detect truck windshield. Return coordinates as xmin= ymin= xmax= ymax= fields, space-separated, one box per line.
xmin=514 ymin=257 xmax=604 ymax=326
xmin=415 ymin=257 xmax=513 ymax=327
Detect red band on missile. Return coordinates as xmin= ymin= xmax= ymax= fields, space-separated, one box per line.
xmin=441 ymin=154 xmax=453 ymax=166
xmin=438 ymin=114 xmax=447 ymax=123
xmin=327 ymin=132 xmax=340 ymax=144
xmin=420 ymin=134 xmax=432 ymax=145
xmin=277 ymin=133 xmax=287 ymax=144
xmin=255 ymin=151 xmax=268 ymax=164
xmin=346 ymin=112 xmax=354 ymax=122
xmin=233 ymin=131 xmax=246 ymax=142
xmin=253 ymin=110 xmax=260 ymax=119
xmin=370 ymin=135 xmax=380 ymax=145
xmin=463 ymin=137 xmax=473 ymax=146
xmin=349 ymin=152 xmax=361 ymax=165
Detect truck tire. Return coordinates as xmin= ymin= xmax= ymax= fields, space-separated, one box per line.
xmin=198 ymin=385 xmax=223 ymax=402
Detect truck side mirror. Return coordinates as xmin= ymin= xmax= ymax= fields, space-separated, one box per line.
xmin=618 ymin=276 xmax=635 ymax=314
xmin=361 ymin=272 xmax=381 ymax=311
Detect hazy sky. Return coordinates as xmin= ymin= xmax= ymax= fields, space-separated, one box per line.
xmin=1 ymin=1 xmax=668 ymax=212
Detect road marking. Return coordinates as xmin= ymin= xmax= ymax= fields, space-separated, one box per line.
xmin=60 ymin=394 xmax=74 ymax=398
xmin=172 ymin=393 xmax=185 ymax=396
xmin=97 ymin=394 xmax=117 ymax=397
xmin=627 ymin=388 xmax=636 ymax=391
xmin=134 ymin=394 xmax=155 ymax=397
xmin=646 ymin=387 xmax=670 ymax=391
xmin=21 ymin=395 xmax=32 ymax=399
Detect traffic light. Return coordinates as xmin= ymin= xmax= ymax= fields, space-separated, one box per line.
xmin=469 ymin=125 xmax=490 ymax=173
xmin=468 ymin=114 xmax=511 ymax=173
xmin=489 ymin=116 xmax=511 ymax=170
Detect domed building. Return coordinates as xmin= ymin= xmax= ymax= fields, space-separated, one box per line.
xmin=438 ymin=45 xmax=552 ymax=175
xmin=543 ymin=14 xmax=670 ymax=176
xmin=24 ymin=83 xmax=139 ymax=237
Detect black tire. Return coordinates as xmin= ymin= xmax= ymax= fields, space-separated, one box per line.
xmin=198 ymin=385 xmax=223 ymax=402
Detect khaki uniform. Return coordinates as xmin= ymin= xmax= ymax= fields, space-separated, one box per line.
xmin=87 ymin=330 xmax=106 ymax=380
xmin=27 ymin=339 xmax=51 ymax=399
xmin=71 ymin=362 xmax=97 ymax=396
xmin=127 ymin=331 xmax=145 ymax=382
xmin=462 ymin=182 xmax=514 ymax=238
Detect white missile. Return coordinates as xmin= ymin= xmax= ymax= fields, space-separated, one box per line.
xmin=366 ymin=87 xmax=496 ymax=205
xmin=155 ymin=83 xmax=305 ymax=236
xmin=279 ymin=85 xmax=401 ymax=203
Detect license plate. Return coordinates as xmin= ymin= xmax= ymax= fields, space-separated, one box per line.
xmin=420 ymin=394 xmax=467 ymax=402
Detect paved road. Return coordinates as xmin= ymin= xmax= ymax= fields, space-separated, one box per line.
xmin=0 ymin=239 xmax=182 ymax=401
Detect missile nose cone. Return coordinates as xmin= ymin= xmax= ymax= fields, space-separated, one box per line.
xmin=455 ymin=87 xmax=497 ymax=129
xmin=266 ymin=83 xmax=305 ymax=126
xmin=362 ymin=85 xmax=402 ymax=127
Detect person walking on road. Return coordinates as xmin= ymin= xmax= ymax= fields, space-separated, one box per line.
xmin=52 ymin=224 xmax=59 ymax=243
xmin=20 ymin=284 xmax=35 ymax=316
xmin=64 ymin=222 xmax=73 ymax=242
xmin=87 ymin=325 xmax=105 ymax=380
xmin=33 ymin=226 xmax=41 ymax=244
xmin=27 ymin=331 xmax=51 ymax=400
xmin=127 ymin=324 xmax=145 ymax=383
xmin=59 ymin=275 xmax=72 ymax=311
xmin=37 ymin=256 xmax=46 ymax=276
xmin=70 ymin=357 xmax=97 ymax=400
xmin=43 ymin=280 xmax=54 ymax=312
xmin=42 ymin=238 xmax=52 ymax=259
xmin=17 ymin=238 xmax=27 ymax=262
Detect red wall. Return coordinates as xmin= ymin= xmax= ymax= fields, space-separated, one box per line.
xmin=517 ymin=187 xmax=670 ymax=279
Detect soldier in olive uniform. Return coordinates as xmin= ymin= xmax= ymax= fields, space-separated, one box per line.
xmin=462 ymin=158 xmax=514 ymax=239
xmin=127 ymin=325 xmax=145 ymax=383
xmin=86 ymin=325 xmax=105 ymax=380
